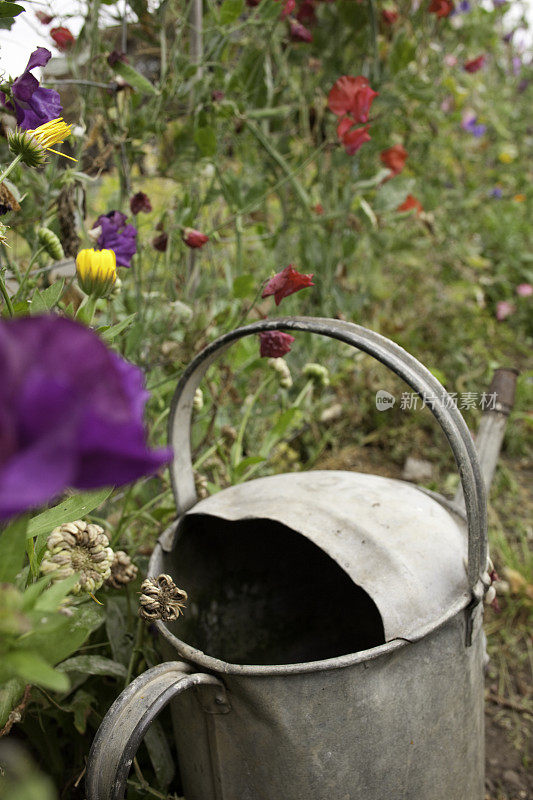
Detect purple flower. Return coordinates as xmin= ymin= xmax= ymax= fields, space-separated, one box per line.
xmin=512 ymin=56 xmax=522 ymax=76
xmin=0 ymin=316 xmax=172 ymax=521
xmin=93 ymin=211 xmax=137 ymax=268
xmin=461 ymin=114 xmax=486 ymax=137
xmin=493 ymin=0 xmax=506 ymax=6
xmin=1 ymin=47 xmax=62 ymax=130
xmin=490 ymin=187 xmax=503 ymax=198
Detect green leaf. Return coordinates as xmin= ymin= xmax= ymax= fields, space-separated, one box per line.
xmin=27 ymin=489 xmax=113 ymax=540
xmin=0 ymin=516 xmax=28 ymax=582
xmin=29 ymin=280 xmax=65 ymax=314
xmin=374 ymin=177 xmax=416 ymax=212
xmin=1 ymin=651 xmax=70 ymax=692
xmin=57 ymin=655 xmax=127 ymax=679
xmin=33 ymin=575 xmax=80 ymax=612
xmin=21 ymin=604 xmax=105 ymax=665
xmin=219 ymin=0 xmax=244 ymax=24
xmin=233 ymin=455 xmax=265 ymax=480
xmin=105 ymin=597 xmax=133 ymax=666
xmin=98 ymin=313 xmax=137 ymax=342
xmin=389 ymin=33 xmax=416 ymax=75
xmin=194 ymin=126 xmax=217 ymax=157
xmin=233 ymin=274 xmax=256 ymax=299
xmin=0 ymin=2 xmax=24 ymax=19
xmin=112 ymin=60 xmax=158 ymax=95
xmin=144 ymin=719 xmax=175 ymax=789
xmin=0 ymin=677 xmax=26 ymax=728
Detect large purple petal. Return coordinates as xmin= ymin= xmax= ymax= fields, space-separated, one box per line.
xmin=12 ymin=72 xmax=39 ymax=102
xmin=25 ymin=47 xmax=52 ymax=71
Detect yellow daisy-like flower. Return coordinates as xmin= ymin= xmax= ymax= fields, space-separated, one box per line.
xmin=27 ymin=118 xmax=77 ymax=160
xmin=76 ymin=248 xmax=117 ymax=299
xmin=8 ymin=117 xmax=77 ymax=167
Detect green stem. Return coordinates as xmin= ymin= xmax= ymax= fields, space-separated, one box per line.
xmin=0 ymin=270 xmax=14 ymax=317
xmin=367 ymin=0 xmax=380 ymax=84
xmin=0 ymin=153 xmax=22 ymax=184
xmin=124 ymin=618 xmax=144 ymax=688
xmin=244 ymin=119 xmax=312 ymax=214
xmin=14 ymin=245 xmax=47 ymax=302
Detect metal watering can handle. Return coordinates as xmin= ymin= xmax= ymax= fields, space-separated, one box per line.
xmin=168 ymin=316 xmax=488 ymax=600
xmin=85 ymin=661 xmax=228 ymax=800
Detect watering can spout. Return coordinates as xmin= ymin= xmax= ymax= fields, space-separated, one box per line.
xmin=454 ymin=367 xmax=519 ymax=507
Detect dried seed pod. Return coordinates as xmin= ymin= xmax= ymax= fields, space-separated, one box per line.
xmin=194 ymin=471 xmax=209 ymax=499
xmin=139 ymin=574 xmax=188 ymax=621
xmin=105 ymin=550 xmax=138 ymax=589
xmin=40 ymin=519 xmax=114 ymax=595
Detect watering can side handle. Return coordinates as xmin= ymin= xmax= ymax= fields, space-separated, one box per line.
xmin=168 ymin=316 xmax=487 ymax=599
xmin=85 ymin=661 xmax=227 ymax=800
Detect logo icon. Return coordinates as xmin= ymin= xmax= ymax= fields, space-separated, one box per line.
xmin=375 ymin=390 xmax=395 ymax=411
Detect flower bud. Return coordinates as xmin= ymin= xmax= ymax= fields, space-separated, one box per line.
xmin=303 ymin=362 xmax=330 ymax=387
xmin=76 ymin=248 xmax=117 ymax=298
xmin=38 ymin=227 xmax=64 ymax=260
xmin=40 ymin=519 xmax=114 ymax=596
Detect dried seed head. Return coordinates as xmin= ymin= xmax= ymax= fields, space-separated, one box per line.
xmin=105 ymin=550 xmax=138 ymax=589
xmin=139 ymin=574 xmax=188 ymax=621
xmin=194 ymin=471 xmax=209 ymax=499
xmin=40 ymin=519 xmax=114 ymax=595
xmin=303 ymin=362 xmax=330 ymax=387
xmin=268 ymin=357 xmax=293 ymax=389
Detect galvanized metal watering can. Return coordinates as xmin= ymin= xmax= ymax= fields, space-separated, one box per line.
xmin=87 ymin=317 xmax=511 ymax=800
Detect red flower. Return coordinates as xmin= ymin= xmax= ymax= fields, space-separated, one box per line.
xmin=289 ymin=20 xmax=313 ymax=42
xmin=152 ymin=232 xmax=168 ymax=252
xmin=337 ymin=120 xmax=371 ymax=155
xmin=130 ymin=192 xmax=152 ymax=215
xmin=183 ymin=228 xmax=209 ymax=248
xmin=262 ymin=265 xmax=315 ymax=305
xmin=36 ymin=11 xmax=54 ymax=24
xmin=259 ymin=331 xmax=295 ymax=358
xmin=328 ymin=76 xmax=378 ymax=124
xmin=50 ymin=26 xmax=75 ymax=52
xmin=382 ymin=8 xmax=399 ymax=24
xmin=464 ymin=55 xmax=486 ymax=73
xmin=428 ymin=0 xmax=454 ymax=17
xmin=380 ymin=144 xmax=408 ymax=177
xmin=312 ymin=203 xmax=324 ymax=215
xmin=297 ymin=0 xmax=317 ymax=26
xmin=397 ymin=194 xmax=423 ymax=216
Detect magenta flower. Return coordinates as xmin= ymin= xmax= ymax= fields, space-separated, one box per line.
xmin=93 ymin=211 xmax=137 ymax=268
xmin=259 ymin=331 xmax=295 ymax=357
xmin=1 ymin=47 xmax=62 ymax=130
xmin=0 ymin=316 xmax=172 ymax=521
xmin=495 ymin=301 xmax=515 ymax=321
xmin=516 ymin=283 xmax=533 ymax=297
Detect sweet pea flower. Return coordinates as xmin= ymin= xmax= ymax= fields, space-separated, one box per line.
xmin=516 ymin=283 xmax=533 ymax=297
xmin=183 ymin=228 xmax=209 ymax=248
xmin=328 ymin=76 xmax=378 ymax=124
xmin=289 ymin=19 xmax=313 ymax=42
xmin=490 ymin=187 xmax=503 ymax=198
xmin=496 ymin=301 xmax=515 ymax=320
xmin=397 ymin=194 xmax=423 ymax=216
xmin=93 ymin=211 xmax=138 ymax=268
xmin=382 ymin=7 xmax=399 ymax=24
xmin=461 ymin=113 xmax=486 ymax=137
xmin=464 ymin=55 xmax=486 ymax=73
xmin=428 ymin=0 xmax=454 ymax=17
xmin=444 ymin=54 xmax=457 ymax=67
xmin=51 ymin=26 xmax=75 ymax=52
xmin=130 ymin=192 xmax=152 ymax=215
xmin=262 ymin=265 xmax=315 ymax=305
xmin=1 ymin=47 xmax=62 ymax=130
xmin=297 ymin=0 xmax=317 ymax=26
xmin=337 ymin=120 xmax=371 ymax=155
xmin=259 ymin=331 xmax=295 ymax=358
xmin=380 ymin=144 xmax=408 ymax=177
xmin=0 ymin=315 xmax=172 ymax=521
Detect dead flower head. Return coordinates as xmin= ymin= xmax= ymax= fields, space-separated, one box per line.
xmin=139 ymin=574 xmax=188 ymax=621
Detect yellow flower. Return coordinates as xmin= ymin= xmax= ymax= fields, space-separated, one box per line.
xmin=26 ymin=118 xmax=77 ymax=161
xmin=76 ymin=248 xmax=117 ymax=298
xmin=513 ymin=193 xmax=526 ymax=202
xmin=8 ymin=117 xmax=77 ymax=166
